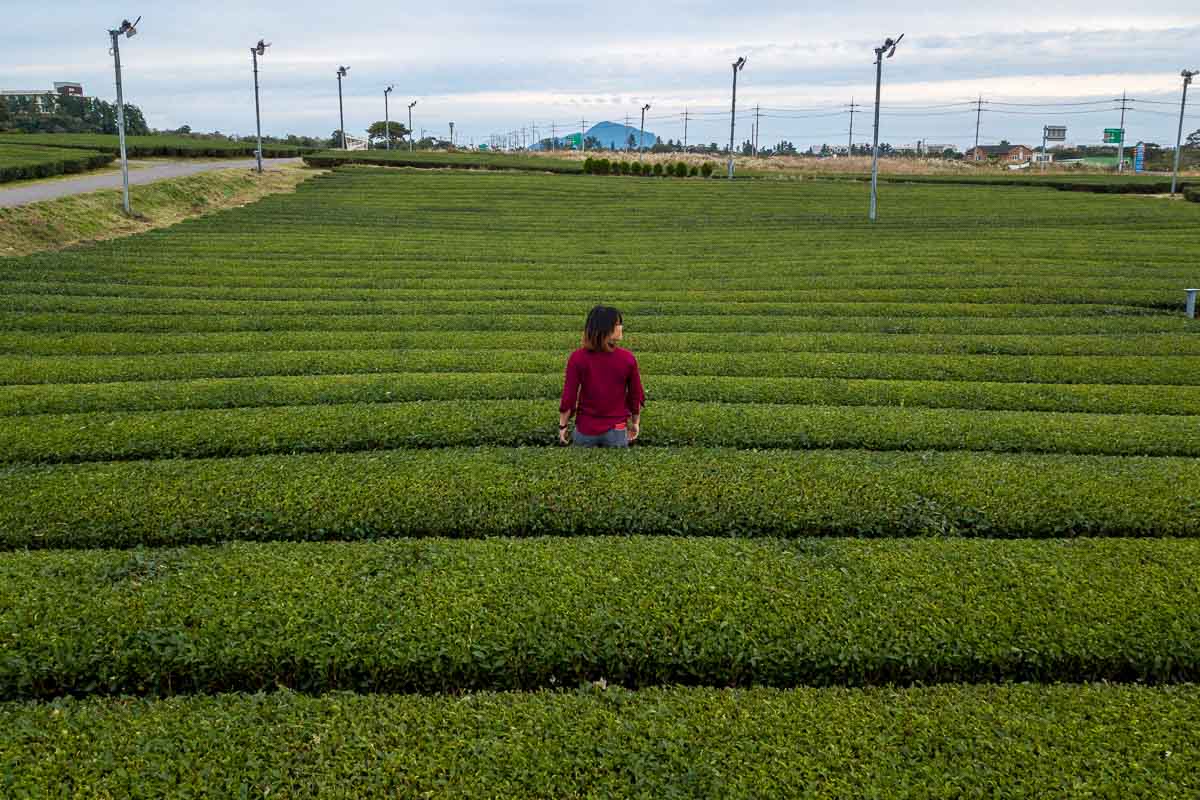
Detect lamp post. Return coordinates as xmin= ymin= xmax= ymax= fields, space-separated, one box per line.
xmin=107 ymin=16 xmax=140 ymax=215
xmin=1172 ymin=70 xmax=1197 ymax=197
xmin=639 ymin=103 xmax=650 ymax=160
xmin=408 ymin=100 xmax=417 ymax=152
xmin=869 ymin=33 xmax=904 ymax=222
xmin=336 ymin=66 xmax=349 ymax=149
xmin=251 ymin=39 xmax=270 ymax=173
xmin=383 ymin=85 xmax=393 ymax=150
xmin=727 ymin=56 xmax=746 ymax=179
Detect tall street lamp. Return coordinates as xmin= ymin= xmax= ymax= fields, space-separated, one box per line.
xmin=384 ymin=85 xmax=394 ymax=150
xmin=869 ymin=33 xmax=904 ymax=222
xmin=107 ymin=16 xmax=140 ymax=215
xmin=408 ymin=100 xmax=418 ymax=152
xmin=336 ymin=66 xmax=350 ymax=149
xmin=1172 ymin=69 xmax=1197 ymax=197
xmin=639 ymin=103 xmax=650 ymax=160
xmin=251 ymin=39 xmax=270 ymax=173
xmin=727 ymin=56 xmax=746 ymax=179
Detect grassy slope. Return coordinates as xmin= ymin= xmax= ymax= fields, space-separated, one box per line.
xmin=0 ymin=164 xmax=318 ymax=256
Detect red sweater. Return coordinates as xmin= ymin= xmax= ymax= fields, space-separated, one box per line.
xmin=559 ymin=347 xmax=646 ymax=435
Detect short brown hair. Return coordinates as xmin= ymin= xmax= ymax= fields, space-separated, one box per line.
xmin=582 ymin=305 xmax=623 ymax=352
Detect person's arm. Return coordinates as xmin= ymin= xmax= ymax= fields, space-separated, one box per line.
xmin=559 ymin=353 xmax=581 ymax=444
xmin=626 ymin=354 xmax=645 ymax=441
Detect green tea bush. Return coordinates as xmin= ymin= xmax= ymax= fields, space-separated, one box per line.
xmin=2 ymin=537 xmax=1199 ymax=699
xmin=4 ymin=684 xmax=1197 ymax=797
xmin=0 ymin=448 xmax=1195 ymax=549
xmin=0 ymin=144 xmax=114 ymax=183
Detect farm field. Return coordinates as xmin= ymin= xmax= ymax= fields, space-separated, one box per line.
xmin=0 ymin=132 xmax=310 ymax=159
xmin=0 ymin=142 xmax=114 ymax=183
xmin=304 ymin=147 xmax=583 ymax=172
xmin=2 ymin=167 xmax=1200 ymax=795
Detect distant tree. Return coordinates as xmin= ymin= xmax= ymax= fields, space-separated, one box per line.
xmin=368 ymin=120 xmax=410 ymax=147
xmin=584 ymin=135 xmax=602 ymax=150
xmin=775 ymin=140 xmax=797 ymax=156
xmin=329 ymin=130 xmax=345 ymax=148
xmin=1186 ymin=129 xmax=1200 ymax=148
xmin=740 ymin=139 xmax=754 ymax=156
xmin=626 ymin=133 xmax=637 ymax=150
xmin=999 ymin=139 xmax=1011 ymax=147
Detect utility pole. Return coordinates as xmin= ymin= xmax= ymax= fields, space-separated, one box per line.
xmin=728 ymin=55 xmax=747 ymax=179
xmin=1116 ymin=90 xmax=1130 ymax=173
xmin=754 ymin=104 xmax=760 ymax=156
xmin=580 ymin=118 xmax=587 ymax=151
xmin=1172 ymin=70 xmax=1197 ymax=196
xmin=848 ymin=97 xmax=859 ymax=155
xmin=869 ymin=34 xmax=904 ymax=222
xmin=383 ymin=84 xmax=393 ymax=150
xmin=336 ymin=65 xmax=350 ymax=149
xmin=973 ymin=95 xmax=983 ymax=158
xmin=107 ymin=16 xmax=140 ymax=215
xmin=250 ymin=39 xmax=269 ymax=173
xmin=407 ymin=100 xmax=417 ymax=151
xmin=683 ymin=108 xmax=689 ymax=149
xmin=450 ymin=122 xmax=455 ymax=148
xmin=639 ymin=103 xmax=650 ymax=160
xmin=551 ymin=122 xmax=556 ymax=150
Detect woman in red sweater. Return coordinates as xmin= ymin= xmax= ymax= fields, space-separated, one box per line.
xmin=559 ymin=305 xmax=646 ymax=447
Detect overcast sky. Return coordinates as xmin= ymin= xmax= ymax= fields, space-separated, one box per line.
xmin=3 ymin=2 xmax=1198 ymax=149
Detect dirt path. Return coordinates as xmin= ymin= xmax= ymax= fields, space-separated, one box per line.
xmin=0 ymin=158 xmax=303 ymax=208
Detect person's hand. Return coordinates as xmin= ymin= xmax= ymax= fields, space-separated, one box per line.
xmin=628 ymin=420 xmax=640 ymax=442
xmin=559 ymin=426 xmax=570 ymax=445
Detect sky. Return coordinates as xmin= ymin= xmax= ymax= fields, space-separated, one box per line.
xmin=3 ymin=1 xmax=1199 ymax=150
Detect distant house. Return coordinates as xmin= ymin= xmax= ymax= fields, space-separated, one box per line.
xmin=1 ymin=82 xmax=85 ymax=114
xmin=964 ymin=144 xmax=1033 ymax=163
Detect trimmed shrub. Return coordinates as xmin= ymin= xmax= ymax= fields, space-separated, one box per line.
xmin=700 ymin=161 xmax=715 ymax=177
xmin=2 ymin=537 xmax=1200 ymax=698
xmin=0 ymin=448 xmax=1196 ymax=549
xmin=619 ymin=161 xmax=631 ymax=175
xmin=2 ymin=684 xmax=1197 ymax=797
xmin=595 ymin=158 xmax=611 ymax=175
xmin=652 ymin=162 xmax=664 ymax=176
xmin=674 ymin=162 xmax=689 ymax=178
xmin=689 ymin=164 xmax=700 ymax=176
xmin=582 ymin=157 xmax=595 ymax=174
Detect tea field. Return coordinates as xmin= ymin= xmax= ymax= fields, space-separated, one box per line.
xmin=0 ymin=142 xmax=114 ymax=183
xmin=2 ymin=167 xmax=1199 ymax=796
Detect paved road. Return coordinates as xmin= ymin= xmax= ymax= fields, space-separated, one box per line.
xmin=0 ymin=158 xmax=303 ymax=208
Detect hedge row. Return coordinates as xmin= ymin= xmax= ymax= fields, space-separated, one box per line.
xmin=3 ymin=348 xmax=1195 ymax=387
xmin=4 ymin=329 xmax=1199 ymax=357
xmin=859 ymin=171 xmax=1198 ymax=195
xmin=3 ymin=372 xmax=1197 ymax=418
xmin=582 ymin=157 xmax=714 ymax=178
xmin=1 ymin=448 xmax=1195 ymax=549
xmin=4 ymin=683 xmax=1197 ymax=797
xmin=3 ymin=537 xmax=1200 ymax=698
xmin=0 ymin=144 xmax=115 ymax=183
xmin=3 ymin=293 xmax=1168 ymax=319
xmin=3 ymin=282 xmax=1182 ymax=307
xmin=0 ymin=133 xmax=309 ymax=159
xmin=5 ymin=400 xmax=1198 ymax=464
xmin=302 ymin=151 xmax=583 ymax=174
xmin=3 ymin=310 xmax=1190 ymax=336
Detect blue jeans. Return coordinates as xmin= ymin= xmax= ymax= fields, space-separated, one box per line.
xmin=572 ymin=428 xmax=629 ymax=448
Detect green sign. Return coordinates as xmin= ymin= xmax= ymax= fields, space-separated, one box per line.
xmin=1103 ymin=128 xmax=1124 ymax=144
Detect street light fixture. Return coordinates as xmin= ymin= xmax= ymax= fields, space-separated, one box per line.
xmin=336 ymin=65 xmax=350 ymax=150
xmin=107 ymin=16 xmax=141 ymax=215
xmin=384 ymin=85 xmax=394 ymax=151
xmin=869 ymin=33 xmax=904 ymax=222
xmin=250 ymin=39 xmax=270 ymax=173
xmin=408 ymin=100 xmax=418 ymax=152
xmin=639 ymin=103 xmax=650 ymax=160
xmin=728 ymin=56 xmax=747 ymax=179
xmin=1172 ymin=69 xmax=1197 ymax=197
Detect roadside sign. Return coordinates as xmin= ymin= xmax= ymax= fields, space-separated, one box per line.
xmin=1103 ymin=128 xmax=1124 ymax=144
xmin=1135 ymin=143 xmax=1146 ymax=173
xmin=1044 ymin=126 xmax=1067 ymax=141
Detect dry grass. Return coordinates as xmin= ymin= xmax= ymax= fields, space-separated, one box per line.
xmin=0 ymin=163 xmax=321 ymax=257
xmin=530 ymin=149 xmax=1200 ymax=178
